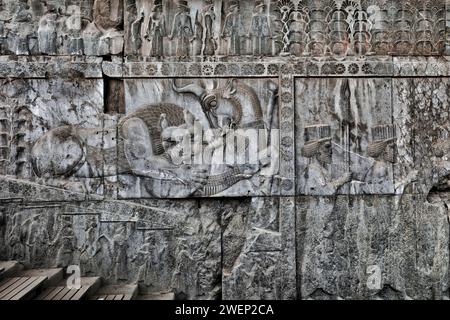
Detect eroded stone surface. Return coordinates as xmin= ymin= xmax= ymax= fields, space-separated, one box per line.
xmin=297 ymin=195 xmax=450 ymax=300
xmin=0 ymin=0 xmax=450 ymax=301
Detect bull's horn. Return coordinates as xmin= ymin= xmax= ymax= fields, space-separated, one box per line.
xmin=172 ymin=79 xmax=206 ymax=97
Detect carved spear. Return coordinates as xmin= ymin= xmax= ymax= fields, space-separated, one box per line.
xmin=341 ymin=78 xmax=351 ymax=175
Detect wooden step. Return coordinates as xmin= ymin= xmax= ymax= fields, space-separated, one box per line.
xmin=36 ymin=277 xmax=101 ymax=301
xmin=136 ymin=292 xmax=175 ymax=300
xmin=0 ymin=268 xmax=64 ymax=300
xmin=0 ymin=276 xmax=47 ymax=300
xmin=0 ymin=261 xmax=23 ymax=280
xmin=91 ymin=284 xmax=139 ymax=301
xmin=16 ymin=268 xmax=63 ymax=289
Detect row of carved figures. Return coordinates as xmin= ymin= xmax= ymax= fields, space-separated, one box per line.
xmin=0 ymin=0 xmax=446 ymax=56
xmin=0 ymin=0 xmax=123 ymax=55
xmin=128 ymin=0 xmax=446 ymax=57
xmin=129 ymin=0 xmax=274 ymax=57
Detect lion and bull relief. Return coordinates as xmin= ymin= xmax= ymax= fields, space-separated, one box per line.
xmin=2 ymin=77 xmax=448 ymax=199
xmin=28 ymin=78 xmax=280 ymax=198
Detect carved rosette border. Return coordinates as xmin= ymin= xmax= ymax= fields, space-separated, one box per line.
xmin=0 ymin=57 xmax=447 ymax=79
xmin=279 ymin=65 xmax=295 ymax=196
xmin=103 ymin=60 xmax=397 ymax=78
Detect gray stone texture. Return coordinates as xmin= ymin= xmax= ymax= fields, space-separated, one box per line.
xmin=0 ymin=0 xmax=450 ymax=300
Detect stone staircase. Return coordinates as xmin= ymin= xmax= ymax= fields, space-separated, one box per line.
xmin=0 ymin=261 xmax=174 ymax=301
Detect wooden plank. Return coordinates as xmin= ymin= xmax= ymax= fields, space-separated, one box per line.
xmin=106 ymin=295 xmax=115 ymax=300
xmin=113 ymin=295 xmax=124 ymax=301
xmin=10 ymin=277 xmax=47 ymax=300
xmin=1 ymin=277 xmax=34 ymax=300
xmin=69 ymin=285 xmax=90 ymax=301
xmin=43 ymin=287 xmax=65 ymax=300
xmin=123 ymin=294 xmax=133 ymax=300
xmin=36 ymin=287 xmax=57 ymax=300
xmin=0 ymin=277 xmax=29 ymax=299
xmin=52 ymin=287 xmax=71 ymax=300
xmin=16 ymin=268 xmax=62 ymax=288
xmin=61 ymin=289 xmax=80 ymax=301
xmin=0 ymin=277 xmax=21 ymax=292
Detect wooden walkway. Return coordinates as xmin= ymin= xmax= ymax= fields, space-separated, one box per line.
xmin=36 ymin=277 xmax=101 ymax=300
xmin=91 ymin=284 xmax=138 ymax=301
xmin=0 ymin=261 xmax=174 ymax=300
xmin=0 ymin=276 xmax=47 ymax=300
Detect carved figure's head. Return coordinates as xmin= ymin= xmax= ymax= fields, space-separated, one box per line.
xmin=31 ymin=126 xmax=85 ymax=178
xmin=229 ymin=1 xmax=239 ymax=13
xmin=254 ymin=0 xmax=266 ymax=13
xmin=152 ymin=0 xmax=163 ymax=13
xmin=176 ymin=0 xmax=190 ymax=12
xmin=367 ymin=125 xmax=396 ymax=163
xmin=203 ymin=1 xmax=215 ymax=15
xmin=303 ymin=124 xmax=332 ymax=165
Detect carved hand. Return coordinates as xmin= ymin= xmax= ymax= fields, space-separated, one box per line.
xmin=178 ymin=165 xmax=208 ymax=189
xmin=332 ymin=171 xmax=353 ymax=188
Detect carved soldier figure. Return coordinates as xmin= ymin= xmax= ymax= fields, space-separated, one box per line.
xmin=112 ymin=224 xmax=129 ymax=281
xmin=93 ymin=0 xmax=123 ymax=32
xmin=361 ymin=125 xmax=396 ymax=194
xmin=201 ymin=2 xmax=216 ymax=56
xmin=145 ymin=0 xmax=166 ymax=58
xmin=131 ymin=11 xmax=144 ymax=54
xmin=248 ymin=0 xmax=272 ymax=56
xmin=79 ymin=219 xmax=98 ymax=276
xmin=12 ymin=0 xmax=33 ymax=55
xmin=192 ymin=11 xmax=203 ymax=55
xmin=169 ymin=0 xmax=193 ymax=58
xmin=38 ymin=4 xmax=58 ymax=55
xmin=302 ymin=125 xmax=352 ymax=195
xmin=221 ymin=1 xmax=244 ymax=56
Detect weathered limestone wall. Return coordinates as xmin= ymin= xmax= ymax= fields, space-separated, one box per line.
xmin=0 ymin=0 xmax=449 ymax=300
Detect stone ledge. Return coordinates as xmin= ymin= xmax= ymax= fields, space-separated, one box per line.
xmin=0 ymin=56 xmax=448 ymax=78
xmin=0 ymin=56 xmax=103 ymax=79
xmin=101 ymin=56 xmax=449 ymax=78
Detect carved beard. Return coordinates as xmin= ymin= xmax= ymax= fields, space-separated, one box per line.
xmin=318 ymin=145 xmax=332 ymax=165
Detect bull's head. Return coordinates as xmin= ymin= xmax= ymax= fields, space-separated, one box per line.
xmin=173 ymin=79 xmax=237 ymax=129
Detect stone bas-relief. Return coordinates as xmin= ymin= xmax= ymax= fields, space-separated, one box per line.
xmin=295 ymin=77 xmax=449 ymax=196
xmin=122 ymin=0 xmax=446 ymax=59
xmin=1 ymin=0 xmax=450 ymax=302
xmin=0 ymin=177 xmax=295 ymax=299
xmin=18 ymin=77 xmax=281 ymax=198
xmin=0 ymin=79 xmax=110 ymax=196
xmin=119 ymin=78 xmax=280 ymax=198
xmin=0 ymin=0 xmax=124 ymax=56
xmin=296 ymin=78 xmax=399 ymax=195
xmin=297 ymin=194 xmax=450 ymax=300
xmin=0 ymin=0 xmax=446 ymax=58
xmin=394 ymin=78 xmax=450 ymax=195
